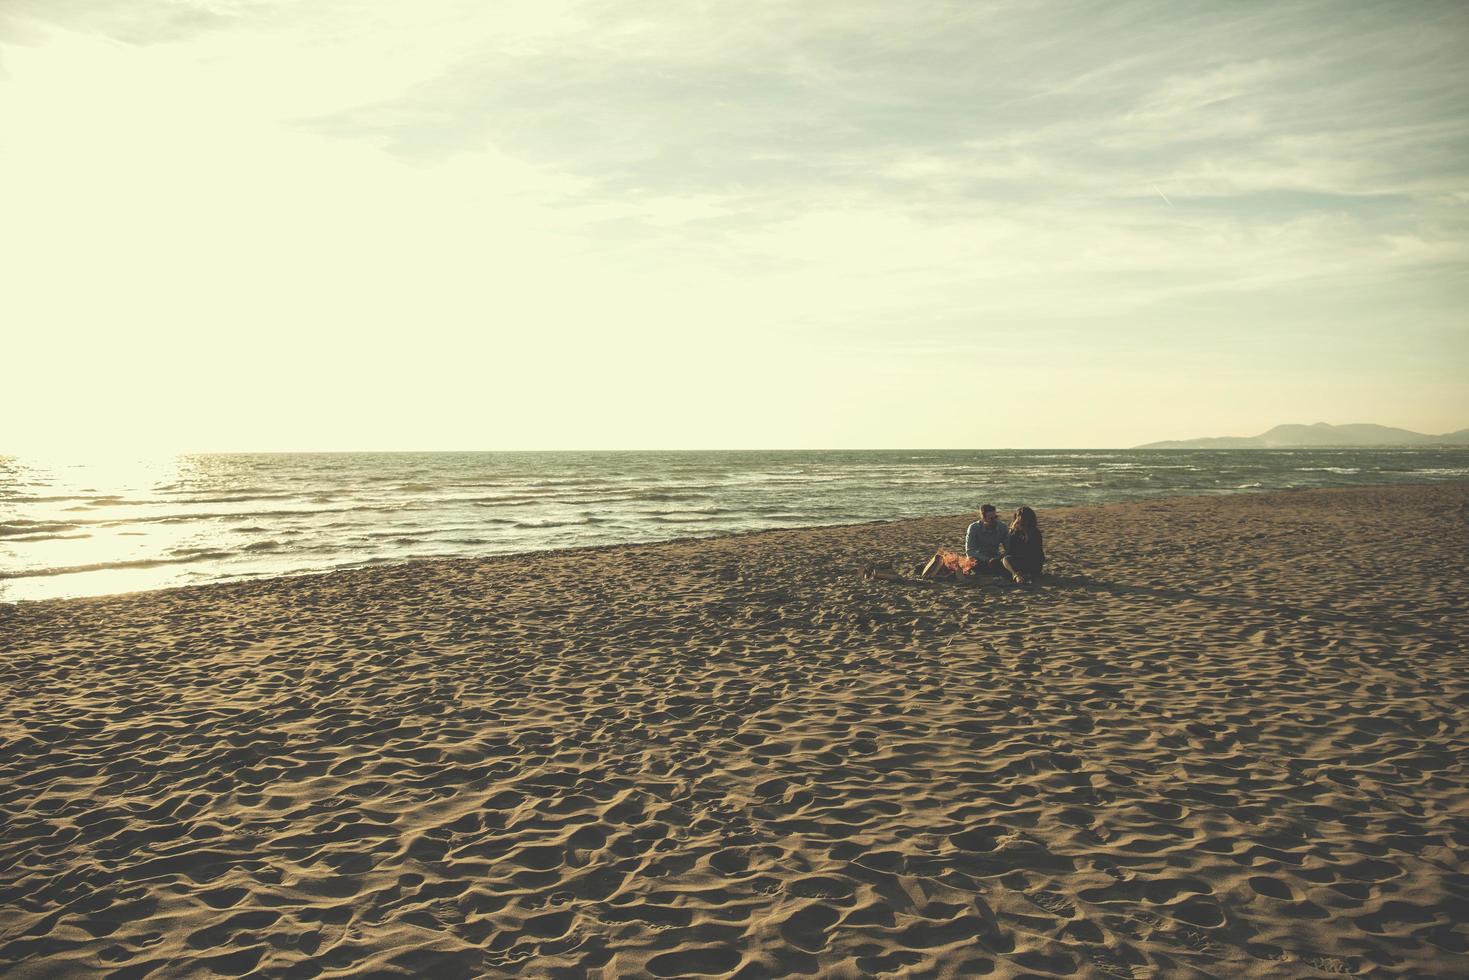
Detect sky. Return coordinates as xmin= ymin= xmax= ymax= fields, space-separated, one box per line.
xmin=2 ymin=0 xmax=1466 ymax=452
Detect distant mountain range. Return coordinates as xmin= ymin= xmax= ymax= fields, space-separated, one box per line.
xmin=1137 ymin=422 xmax=1469 ymax=449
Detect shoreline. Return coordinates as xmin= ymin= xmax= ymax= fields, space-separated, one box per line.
xmin=3 ymin=483 xmax=1468 ymax=976
xmin=7 ymin=481 xmax=1466 ymax=610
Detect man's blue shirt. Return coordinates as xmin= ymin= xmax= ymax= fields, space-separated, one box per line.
xmin=965 ymin=519 xmax=1010 ymax=560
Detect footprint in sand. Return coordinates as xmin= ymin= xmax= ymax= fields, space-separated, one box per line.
xmin=1247 ymin=875 xmax=1296 ymax=900
xmin=1305 ymin=954 xmax=1360 ymax=974
xmin=646 ymin=946 xmax=742 ymax=977
xmin=1025 ymin=891 xmax=1078 ymax=918
xmin=856 ymin=949 xmax=925 ymax=975
xmin=1164 ymin=927 xmax=1224 ymax=955
xmin=781 ymin=904 xmax=840 ymax=952
xmin=1083 ymin=946 xmax=1137 ymax=979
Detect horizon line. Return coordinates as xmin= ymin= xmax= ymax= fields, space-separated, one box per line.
xmin=5 ymin=444 xmax=1467 ymax=457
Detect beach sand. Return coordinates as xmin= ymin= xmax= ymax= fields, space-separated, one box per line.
xmin=2 ymin=484 xmax=1467 ymax=978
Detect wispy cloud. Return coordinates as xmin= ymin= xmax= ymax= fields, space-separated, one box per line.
xmin=278 ymin=1 xmax=1469 ymax=287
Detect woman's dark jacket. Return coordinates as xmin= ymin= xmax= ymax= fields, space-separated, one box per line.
xmin=1007 ymin=529 xmax=1045 ymax=575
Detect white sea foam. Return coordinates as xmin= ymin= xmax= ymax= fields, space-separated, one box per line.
xmin=3 ymin=448 xmax=1466 ymax=601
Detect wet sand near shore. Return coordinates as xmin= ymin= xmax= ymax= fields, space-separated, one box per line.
xmin=2 ymin=485 xmax=1467 ymax=978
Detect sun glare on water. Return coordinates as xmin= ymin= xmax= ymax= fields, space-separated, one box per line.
xmin=0 ymin=453 xmax=210 ymax=601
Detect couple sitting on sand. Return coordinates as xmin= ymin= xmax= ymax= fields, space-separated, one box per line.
xmin=920 ymin=504 xmax=1045 ymax=585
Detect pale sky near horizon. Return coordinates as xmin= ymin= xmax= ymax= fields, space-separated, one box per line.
xmin=2 ymin=0 xmax=1466 ymax=452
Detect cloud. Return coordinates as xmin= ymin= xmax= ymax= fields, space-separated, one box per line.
xmin=284 ymin=0 xmax=1469 ymax=287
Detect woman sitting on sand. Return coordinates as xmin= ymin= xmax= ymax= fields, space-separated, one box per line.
xmin=866 ymin=507 xmax=1043 ymax=585
xmin=1002 ymin=506 xmax=1045 ymax=584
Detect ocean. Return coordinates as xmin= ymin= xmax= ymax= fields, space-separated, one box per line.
xmin=3 ymin=449 xmax=1467 ymax=602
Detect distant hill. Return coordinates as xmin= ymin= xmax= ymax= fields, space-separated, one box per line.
xmin=1138 ymin=422 xmax=1469 ymax=449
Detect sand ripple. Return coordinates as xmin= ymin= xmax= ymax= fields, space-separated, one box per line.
xmin=2 ymin=485 xmax=1467 ymax=977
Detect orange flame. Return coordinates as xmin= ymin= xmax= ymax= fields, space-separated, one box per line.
xmin=939 ymin=550 xmax=977 ymax=575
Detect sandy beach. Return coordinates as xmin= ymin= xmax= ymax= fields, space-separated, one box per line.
xmin=2 ymin=484 xmax=1467 ymax=978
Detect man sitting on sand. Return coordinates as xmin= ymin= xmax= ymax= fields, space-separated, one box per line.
xmin=965 ymin=503 xmax=1010 ymax=574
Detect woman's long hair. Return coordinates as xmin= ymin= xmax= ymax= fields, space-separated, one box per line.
xmin=1010 ymin=506 xmax=1040 ymax=542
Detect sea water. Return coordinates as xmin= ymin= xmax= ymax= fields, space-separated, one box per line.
xmin=3 ymin=449 xmax=1467 ymax=601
